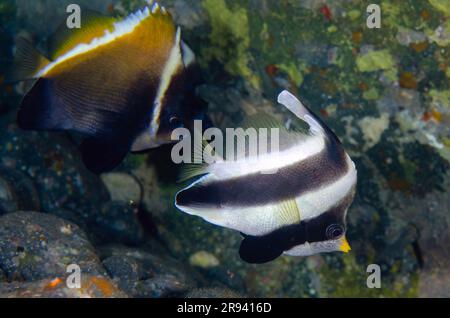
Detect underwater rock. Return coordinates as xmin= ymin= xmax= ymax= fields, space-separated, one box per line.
xmin=377 ymin=87 xmax=422 ymax=116
xmin=197 ymin=267 xmax=247 ymax=293
xmin=358 ymin=114 xmax=390 ymax=151
xmin=185 ymin=287 xmax=242 ymax=298
xmin=132 ymin=273 xmax=193 ymax=298
xmin=100 ymin=173 xmax=142 ymax=205
xmin=187 ymin=251 xmax=247 ymax=291
xmin=391 ymin=174 xmax=450 ymax=297
xmin=0 ymin=275 xmax=127 ymax=298
xmin=100 ymin=245 xmax=201 ymax=298
xmin=189 ymin=251 xmax=220 ymax=269
xmin=294 ymin=43 xmax=334 ymax=67
xmin=0 ymin=211 xmax=106 ymax=281
xmin=170 ymin=0 xmax=206 ymax=30
xmin=90 ymin=201 xmax=145 ymax=246
xmin=48 ymin=209 xmax=90 ymax=235
xmin=428 ymin=0 xmax=450 ymax=15
xmin=356 ymin=49 xmax=396 ymax=73
xmin=0 ymin=117 xmax=110 ymax=221
xmin=396 ymin=27 xmax=427 ymax=46
xmin=428 ymin=20 xmax=450 ymax=47
xmin=0 ymin=167 xmax=40 ymax=215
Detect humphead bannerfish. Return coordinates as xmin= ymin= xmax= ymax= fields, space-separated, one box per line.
xmin=11 ymin=2 xmax=202 ymax=173
xmin=175 ymin=90 xmax=357 ymax=264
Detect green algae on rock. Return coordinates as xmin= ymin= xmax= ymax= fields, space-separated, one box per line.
xmin=356 ymin=50 xmax=396 ymax=72
xmin=201 ymin=0 xmax=259 ymax=88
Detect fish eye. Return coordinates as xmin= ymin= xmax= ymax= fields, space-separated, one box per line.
xmin=326 ymin=224 xmax=344 ymax=240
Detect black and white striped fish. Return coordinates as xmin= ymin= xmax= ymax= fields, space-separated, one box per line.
xmin=175 ymin=90 xmax=357 ymax=264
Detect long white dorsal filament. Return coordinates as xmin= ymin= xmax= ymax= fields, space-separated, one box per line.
xmin=277 ymin=90 xmax=323 ymax=135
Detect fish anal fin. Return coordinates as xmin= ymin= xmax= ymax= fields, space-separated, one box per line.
xmin=80 ymin=136 xmax=131 ymax=174
xmin=239 ymin=235 xmax=283 ymax=264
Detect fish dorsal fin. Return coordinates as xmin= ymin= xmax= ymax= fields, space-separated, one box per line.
xmin=240 ymin=112 xmax=284 ymax=130
xmin=276 ymin=199 xmax=301 ymax=225
xmin=8 ymin=37 xmax=50 ymax=81
xmin=277 ymin=90 xmax=324 ymax=135
xmin=239 ymin=112 xmax=313 ymax=153
xmin=48 ymin=3 xmax=176 ymax=62
xmin=48 ymin=9 xmax=117 ymax=60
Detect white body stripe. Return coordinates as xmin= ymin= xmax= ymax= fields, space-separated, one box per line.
xmin=205 ymin=133 xmax=325 ymax=180
xmin=195 ymin=89 xmax=327 ymax=180
xmin=149 ymin=27 xmax=183 ymax=135
xmin=294 ymin=154 xmax=356 ymax=221
xmin=175 ymin=154 xmax=357 ymax=236
xmin=35 ymin=6 xmax=159 ymax=77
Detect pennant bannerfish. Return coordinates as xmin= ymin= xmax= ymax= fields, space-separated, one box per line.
xmin=11 ymin=2 xmax=200 ymax=173
xmin=175 ymin=91 xmax=357 ymax=264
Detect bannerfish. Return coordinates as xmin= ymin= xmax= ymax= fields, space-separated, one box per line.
xmin=11 ymin=2 xmax=199 ymax=173
xmin=175 ymin=90 xmax=357 ymax=264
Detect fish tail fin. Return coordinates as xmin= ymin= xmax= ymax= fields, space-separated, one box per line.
xmin=7 ymin=37 xmax=50 ymax=82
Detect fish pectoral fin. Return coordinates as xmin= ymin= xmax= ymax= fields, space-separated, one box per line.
xmin=131 ymin=130 xmax=160 ymax=152
xmin=239 ymin=234 xmax=284 ymax=264
xmin=80 ymin=135 xmax=132 ymax=174
xmin=178 ymin=164 xmax=209 ymax=183
xmin=276 ymin=199 xmax=301 ymax=225
xmin=7 ymin=37 xmax=50 ymax=82
xmin=178 ymin=134 xmax=221 ymax=182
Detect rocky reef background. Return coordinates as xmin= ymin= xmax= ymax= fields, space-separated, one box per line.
xmin=0 ymin=0 xmax=449 ymax=297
